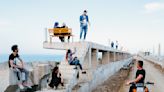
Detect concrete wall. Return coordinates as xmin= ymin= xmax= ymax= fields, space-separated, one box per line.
xmin=141 ymin=55 xmax=164 ymax=69
xmin=78 ymin=58 xmax=132 ymax=92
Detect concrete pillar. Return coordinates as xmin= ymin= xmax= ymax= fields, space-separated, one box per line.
xmin=91 ymin=49 xmax=98 ymax=69
xmin=124 ymin=54 xmax=128 ymax=59
xmin=109 ymin=52 xmax=115 ymax=62
xmin=118 ymin=53 xmax=123 ymax=61
xmin=117 ymin=53 xmax=120 ymax=61
xmin=158 ymin=44 xmax=161 ymax=57
xmin=115 ymin=52 xmax=118 ymax=61
xmin=102 ymin=51 xmax=109 ymax=64
xmin=121 ymin=53 xmax=124 ymax=60
xmin=123 ymin=54 xmax=126 ymax=59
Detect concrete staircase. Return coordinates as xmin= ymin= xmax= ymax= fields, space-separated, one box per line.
xmin=39 ymin=42 xmax=90 ymax=92
xmin=58 ymin=43 xmax=90 ymax=92
xmin=42 ymin=41 xmax=132 ymax=92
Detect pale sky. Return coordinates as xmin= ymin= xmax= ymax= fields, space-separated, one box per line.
xmin=0 ymin=0 xmax=164 ymax=55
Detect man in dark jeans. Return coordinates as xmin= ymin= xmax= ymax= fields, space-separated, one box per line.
xmin=126 ymin=60 xmax=146 ymax=92
xmin=8 ymin=45 xmax=31 ymax=89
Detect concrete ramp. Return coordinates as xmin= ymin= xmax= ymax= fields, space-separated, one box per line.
xmin=43 ymin=41 xmax=132 ymax=92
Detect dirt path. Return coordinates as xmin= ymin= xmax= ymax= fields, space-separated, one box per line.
xmin=119 ymin=57 xmax=164 ymax=92
xmin=92 ymin=68 xmax=130 ymax=92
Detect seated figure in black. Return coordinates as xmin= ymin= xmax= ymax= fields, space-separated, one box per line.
xmin=54 ymin=22 xmax=64 ymax=42
xmin=60 ymin=23 xmax=70 ymax=42
xmin=49 ymin=66 xmax=64 ymax=89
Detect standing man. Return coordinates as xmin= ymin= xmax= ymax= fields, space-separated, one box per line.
xmin=111 ymin=41 xmax=114 ymax=48
xmin=80 ymin=10 xmax=90 ymax=40
xmin=8 ymin=45 xmax=31 ymax=89
xmin=116 ymin=41 xmax=118 ymax=49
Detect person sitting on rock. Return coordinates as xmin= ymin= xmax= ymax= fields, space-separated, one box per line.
xmin=49 ymin=66 xmax=64 ymax=89
xmin=8 ymin=45 xmax=31 ymax=89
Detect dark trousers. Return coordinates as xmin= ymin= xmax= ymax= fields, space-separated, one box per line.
xmin=49 ymin=77 xmax=62 ymax=88
xmin=129 ymin=84 xmax=136 ymax=92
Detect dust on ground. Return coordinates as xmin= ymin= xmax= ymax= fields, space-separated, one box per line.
xmin=92 ymin=68 xmax=131 ymax=92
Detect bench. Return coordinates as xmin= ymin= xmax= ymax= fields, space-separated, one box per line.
xmin=48 ymin=28 xmax=74 ymax=42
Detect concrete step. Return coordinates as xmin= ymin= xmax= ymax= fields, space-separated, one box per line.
xmin=59 ymin=66 xmax=75 ymax=70
xmin=37 ymin=84 xmax=69 ymax=92
xmin=60 ymin=61 xmax=69 ymax=65
xmin=36 ymin=89 xmax=65 ymax=92
xmin=60 ymin=70 xmax=76 ymax=75
xmin=61 ymin=74 xmax=74 ymax=79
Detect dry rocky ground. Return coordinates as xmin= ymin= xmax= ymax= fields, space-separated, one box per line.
xmin=92 ymin=68 xmax=131 ymax=92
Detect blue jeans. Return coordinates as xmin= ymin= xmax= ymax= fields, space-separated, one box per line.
xmin=69 ymin=59 xmax=83 ymax=70
xmin=80 ymin=25 xmax=88 ymax=40
xmin=17 ymin=68 xmax=29 ymax=82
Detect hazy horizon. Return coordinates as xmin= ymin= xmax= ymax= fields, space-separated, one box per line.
xmin=0 ymin=0 xmax=164 ymax=55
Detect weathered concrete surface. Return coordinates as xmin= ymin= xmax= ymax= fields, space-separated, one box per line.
xmin=77 ymin=58 xmax=132 ymax=92
xmin=32 ymin=64 xmax=51 ymax=85
xmin=43 ymin=41 xmax=132 ymax=92
xmin=92 ymin=68 xmax=130 ymax=92
xmin=142 ymin=55 xmax=164 ymax=69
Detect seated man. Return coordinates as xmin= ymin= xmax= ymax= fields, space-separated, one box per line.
xmin=126 ymin=60 xmax=146 ymax=92
xmin=8 ymin=45 xmax=31 ymax=89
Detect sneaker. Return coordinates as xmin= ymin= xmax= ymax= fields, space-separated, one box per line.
xmin=26 ymin=85 xmax=32 ymax=89
xmin=18 ymin=84 xmax=24 ymax=90
xmin=23 ymin=82 xmax=32 ymax=89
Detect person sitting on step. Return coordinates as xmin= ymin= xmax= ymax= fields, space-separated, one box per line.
xmin=65 ymin=48 xmax=86 ymax=74
xmin=49 ymin=66 xmax=64 ymax=89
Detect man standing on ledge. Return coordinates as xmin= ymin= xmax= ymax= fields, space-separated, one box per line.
xmin=79 ymin=10 xmax=90 ymax=41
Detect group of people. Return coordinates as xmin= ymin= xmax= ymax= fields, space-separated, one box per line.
xmin=54 ymin=22 xmax=70 ymax=42
xmin=54 ymin=10 xmax=90 ymax=42
xmin=111 ymin=40 xmax=119 ymax=49
xmin=8 ymin=44 xmax=84 ymax=90
xmin=8 ymin=10 xmax=89 ymax=90
xmin=8 ymin=9 xmax=148 ymax=91
xmin=48 ymin=48 xmax=85 ymax=89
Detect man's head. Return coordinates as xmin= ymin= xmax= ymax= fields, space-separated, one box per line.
xmin=67 ymin=49 xmax=71 ymax=53
xmin=137 ymin=60 xmax=143 ymax=68
xmin=54 ymin=22 xmax=59 ymax=27
xmin=83 ymin=10 xmax=87 ymax=15
xmin=11 ymin=45 xmax=18 ymax=53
